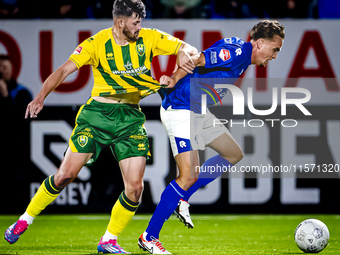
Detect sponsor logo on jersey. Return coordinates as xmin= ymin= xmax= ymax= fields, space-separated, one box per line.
xmin=73 ymin=46 xmax=83 ymax=55
xmin=224 ymin=38 xmax=231 ymax=43
xmin=124 ymin=61 xmax=133 ymax=70
xmin=136 ymin=44 xmax=146 ymax=56
xmin=235 ymin=48 xmax=242 ymax=56
xmin=111 ymin=65 xmax=149 ymax=77
xmin=219 ymin=49 xmax=230 ymax=61
xmin=106 ymin=52 xmax=114 ymax=60
xmin=210 ymin=51 xmax=217 ymax=64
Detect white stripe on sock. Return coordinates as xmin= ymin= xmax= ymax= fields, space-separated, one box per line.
xmin=169 ymin=182 xmax=184 ymax=197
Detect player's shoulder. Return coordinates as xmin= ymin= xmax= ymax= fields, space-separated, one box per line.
xmin=140 ymin=28 xmax=161 ymax=36
xmin=73 ymin=28 xmax=111 ymax=56
xmin=82 ymin=28 xmax=112 ymax=45
xmin=140 ymin=27 xmax=174 ymax=39
xmin=212 ymin=37 xmax=247 ymax=51
xmin=225 ymin=37 xmax=246 ymax=46
xmin=139 ymin=28 xmax=173 ymax=47
xmin=214 ymin=37 xmax=250 ymax=65
xmin=92 ymin=28 xmax=112 ymax=41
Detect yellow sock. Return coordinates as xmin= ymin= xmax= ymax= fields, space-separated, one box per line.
xmin=26 ymin=175 xmax=63 ymax=217
xmin=107 ymin=191 xmax=139 ymax=236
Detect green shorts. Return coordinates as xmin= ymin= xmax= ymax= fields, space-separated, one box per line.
xmin=69 ymin=98 xmax=149 ymax=164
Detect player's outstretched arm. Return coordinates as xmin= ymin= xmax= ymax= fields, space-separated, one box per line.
xmin=172 ymin=52 xmax=206 ymax=84
xmin=176 ymin=43 xmax=198 ymax=74
xmin=160 ymin=52 xmax=206 ymax=89
xmin=25 ymin=59 xmax=78 ymax=119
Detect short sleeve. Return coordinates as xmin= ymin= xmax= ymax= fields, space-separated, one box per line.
xmin=69 ymin=37 xmax=96 ymax=69
xmin=152 ymin=29 xmax=183 ymax=56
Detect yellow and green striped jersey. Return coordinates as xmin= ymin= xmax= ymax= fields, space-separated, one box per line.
xmin=69 ymin=27 xmax=182 ymax=98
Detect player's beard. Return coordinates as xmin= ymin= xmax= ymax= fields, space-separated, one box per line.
xmin=123 ymin=26 xmax=139 ymax=42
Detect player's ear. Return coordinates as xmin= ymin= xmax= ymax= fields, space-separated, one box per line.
xmin=114 ymin=16 xmax=124 ymax=28
xmin=256 ymin=39 xmax=264 ymax=50
xmin=118 ymin=19 xmax=124 ymax=28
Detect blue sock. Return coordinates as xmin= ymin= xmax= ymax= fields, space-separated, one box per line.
xmin=146 ymin=180 xmax=186 ymax=240
xmin=182 ymin=155 xmax=233 ymax=201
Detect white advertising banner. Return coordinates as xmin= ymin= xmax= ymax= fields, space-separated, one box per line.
xmin=0 ymin=19 xmax=339 ymax=106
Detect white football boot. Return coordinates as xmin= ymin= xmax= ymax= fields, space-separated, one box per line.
xmin=174 ymin=199 xmax=194 ymax=229
xmin=138 ymin=232 xmax=171 ymax=254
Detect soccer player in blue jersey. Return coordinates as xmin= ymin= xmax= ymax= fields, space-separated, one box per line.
xmin=138 ymin=20 xmax=285 ymax=254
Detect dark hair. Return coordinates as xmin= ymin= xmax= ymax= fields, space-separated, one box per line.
xmin=250 ymin=20 xmax=285 ymax=41
xmin=0 ymin=54 xmax=10 ymax=61
xmin=112 ymin=0 xmax=146 ymax=19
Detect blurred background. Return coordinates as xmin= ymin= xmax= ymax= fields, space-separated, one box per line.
xmin=1 ymin=0 xmax=339 ymax=19
xmin=0 ymin=0 xmax=339 ymax=215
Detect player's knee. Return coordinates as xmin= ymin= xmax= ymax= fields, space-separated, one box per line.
xmin=185 ymin=176 xmax=198 ymax=186
xmin=53 ymin=173 xmax=76 ymax=189
xmin=134 ymin=182 xmax=144 ymax=198
xmin=234 ymin=149 xmax=244 ymax=164
xmin=177 ymin=175 xmax=198 ymax=190
xmin=189 ymin=177 xmax=198 ymax=187
xmin=222 ymin=147 xmax=244 ymax=165
xmin=125 ymin=181 xmax=144 ymax=201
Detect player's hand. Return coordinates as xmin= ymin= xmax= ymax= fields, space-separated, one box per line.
xmin=177 ymin=50 xmax=195 ymax=74
xmin=25 ymin=95 xmax=44 ymax=119
xmin=160 ymin=75 xmax=176 ymax=88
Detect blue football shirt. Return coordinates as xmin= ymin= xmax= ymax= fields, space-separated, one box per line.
xmin=160 ymin=37 xmax=252 ymax=113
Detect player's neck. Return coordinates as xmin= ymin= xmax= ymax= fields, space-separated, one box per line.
xmin=250 ymin=40 xmax=257 ymax=65
xmin=111 ymin=27 xmax=129 ymax=46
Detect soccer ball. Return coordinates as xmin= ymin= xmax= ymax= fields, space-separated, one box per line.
xmin=294 ymin=219 xmax=330 ymax=253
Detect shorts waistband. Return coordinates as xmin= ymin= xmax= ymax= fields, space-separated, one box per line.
xmin=86 ymin=98 xmax=140 ymax=109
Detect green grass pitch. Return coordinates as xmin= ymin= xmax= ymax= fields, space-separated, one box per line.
xmin=0 ymin=214 xmax=339 ymax=254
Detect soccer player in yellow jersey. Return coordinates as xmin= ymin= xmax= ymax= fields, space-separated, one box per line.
xmin=4 ymin=0 xmax=197 ymax=253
